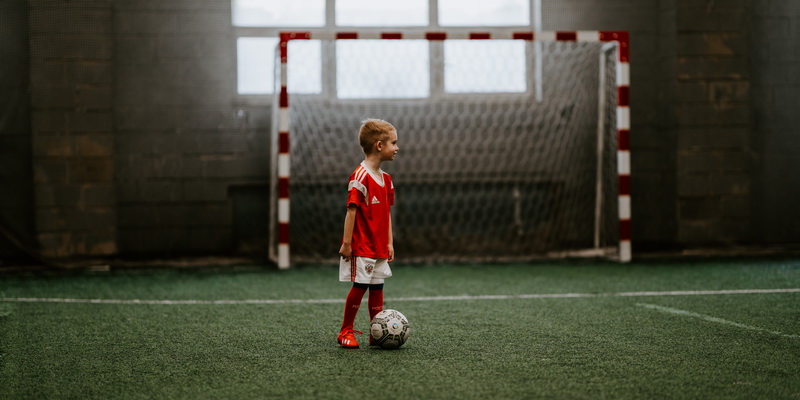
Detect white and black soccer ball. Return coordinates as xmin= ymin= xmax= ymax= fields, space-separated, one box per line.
xmin=369 ymin=309 xmax=410 ymax=349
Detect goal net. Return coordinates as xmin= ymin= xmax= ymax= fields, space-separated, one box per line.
xmin=271 ymin=31 xmax=630 ymax=267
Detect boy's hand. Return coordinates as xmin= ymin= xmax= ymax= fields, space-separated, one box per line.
xmin=387 ymin=244 xmax=395 ymax=262
xmin=339 ymin=243 xmax=352 ymax=261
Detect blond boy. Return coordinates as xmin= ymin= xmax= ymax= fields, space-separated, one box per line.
xmin=337 ymin=119 xmax=399 ymax=348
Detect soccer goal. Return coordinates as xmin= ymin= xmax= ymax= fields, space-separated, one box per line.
xmin=270 ymin=30 xmax=631 ymax=268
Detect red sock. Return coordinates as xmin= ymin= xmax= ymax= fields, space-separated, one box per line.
xmin=340 ymin=286 xmax=367 ymax=331
xmin=368 ymin=288 xmax=384 ymax=321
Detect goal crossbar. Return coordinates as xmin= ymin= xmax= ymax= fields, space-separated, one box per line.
xmin=273 ymin=30 xmax=631 ymax=269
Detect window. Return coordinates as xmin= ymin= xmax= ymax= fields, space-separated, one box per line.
xmin=337 ymin=40 xmax=429 ymax=99
xmin=237 ymin=37 xmax=276 ymax=94
xmin=232 ymin=0 xmax=325 ymax=27
xmin=286 ymin=40 xmax=322 ymax=94
xmin=233 ymin=0 xmax=539 ymax=97
xmin=237 ymin=38 xmax=322 ymax=94
xmin=336 ymin=0 xmax=428 ymax=27
xmin=444 ymin=40 xmax=527 ymax=93
xmin=438 ymin=0 xmax=529 ymax=26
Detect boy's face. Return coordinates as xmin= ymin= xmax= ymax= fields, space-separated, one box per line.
xmin=378 ymin=130 xmax=399 ymax=161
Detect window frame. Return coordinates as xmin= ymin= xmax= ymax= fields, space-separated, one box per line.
xmin=232 ymin=0 xmax=541 ymax=101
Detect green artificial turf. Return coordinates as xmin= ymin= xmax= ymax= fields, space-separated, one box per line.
xmin=1 ymin=258 xmax=799 ymax=399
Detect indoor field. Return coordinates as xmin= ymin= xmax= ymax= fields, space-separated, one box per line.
xmin=2 ymin=259 xmax=799 ymax=399
xmin=1 ymin=0 xmax=799 ymax=399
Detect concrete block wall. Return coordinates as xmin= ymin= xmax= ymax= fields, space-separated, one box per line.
xmin=28 ymin=0 xmax=117 ymax=258
xmin=17 ymin=0 xmax=272 ymax=261
xmin=671 ymin=0 xmax=753 ymax=245
xmin=113 ymin=1 xmax=270 ymax=256
xmin=750 ymin=1 xmax=800 ymax=243
xmin=3 ymin=0 xmax=796 ymax=262
xmin=544 ymin=0 xmax=763 ymax=249
xmin=542 ymin=0 xmax=677 ymax=249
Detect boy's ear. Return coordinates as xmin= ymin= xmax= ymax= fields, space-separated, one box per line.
xmin=374 ymin=140 xmax=383 ymax=153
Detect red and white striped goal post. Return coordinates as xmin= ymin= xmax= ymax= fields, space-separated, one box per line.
xmin=275 ymin=30 xmax=632 ymax=268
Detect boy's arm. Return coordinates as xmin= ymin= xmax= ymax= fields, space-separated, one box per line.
xmin=339 ymin=206 xmax=357 ymax=261
xmin=387 ymin=213 xmax=394 ymax=262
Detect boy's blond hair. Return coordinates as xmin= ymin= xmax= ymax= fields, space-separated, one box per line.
xmin=358 ymin=118 xmax=395 ymax=154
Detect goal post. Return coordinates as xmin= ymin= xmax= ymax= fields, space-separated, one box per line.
xmin=271 ymin=30 xmax=631 ymax=269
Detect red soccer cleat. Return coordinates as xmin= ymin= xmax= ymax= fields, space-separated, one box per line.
xmin=337 ymin=329 xmax=362 ymax=348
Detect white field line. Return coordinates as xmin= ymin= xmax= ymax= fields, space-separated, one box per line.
xmin=637 ymin=303 xmax=800 ymax=339
xmin=1 ymin=288 xmax=798 ymax=305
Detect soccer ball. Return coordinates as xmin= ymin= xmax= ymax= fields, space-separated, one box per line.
xmin=369 ymin=309 xmax=410 ymax=349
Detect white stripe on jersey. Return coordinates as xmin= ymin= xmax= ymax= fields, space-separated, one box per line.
xmin=348 ymin=179 xmax=367 ymax=198
xmin=348 ymin=165 xmax=369 ymax=198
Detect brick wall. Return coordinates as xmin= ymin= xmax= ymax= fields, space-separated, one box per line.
xmin=6 ymin=0 xmax=797 ymax=262
xmin=671 ymin=0 xmax=753 ymax=245
xmin=750 ymin=1 xmax=800 ymax=243
xmin=113 ymin=1 xmax=270 ymax=256
xmin=545 ymin=0 xmax=760 ymax=249
xmin=28 ymin=0 xmax=117 ymax=258
xmin=543 ymin=0 xmax=677 ymax=249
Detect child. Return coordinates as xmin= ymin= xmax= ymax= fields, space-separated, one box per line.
xmin=337 ymin=118 xmax=399 ymax=348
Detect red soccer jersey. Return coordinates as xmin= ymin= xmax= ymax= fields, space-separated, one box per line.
xmin=345 ymin=162 xmax=394 ymax=259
